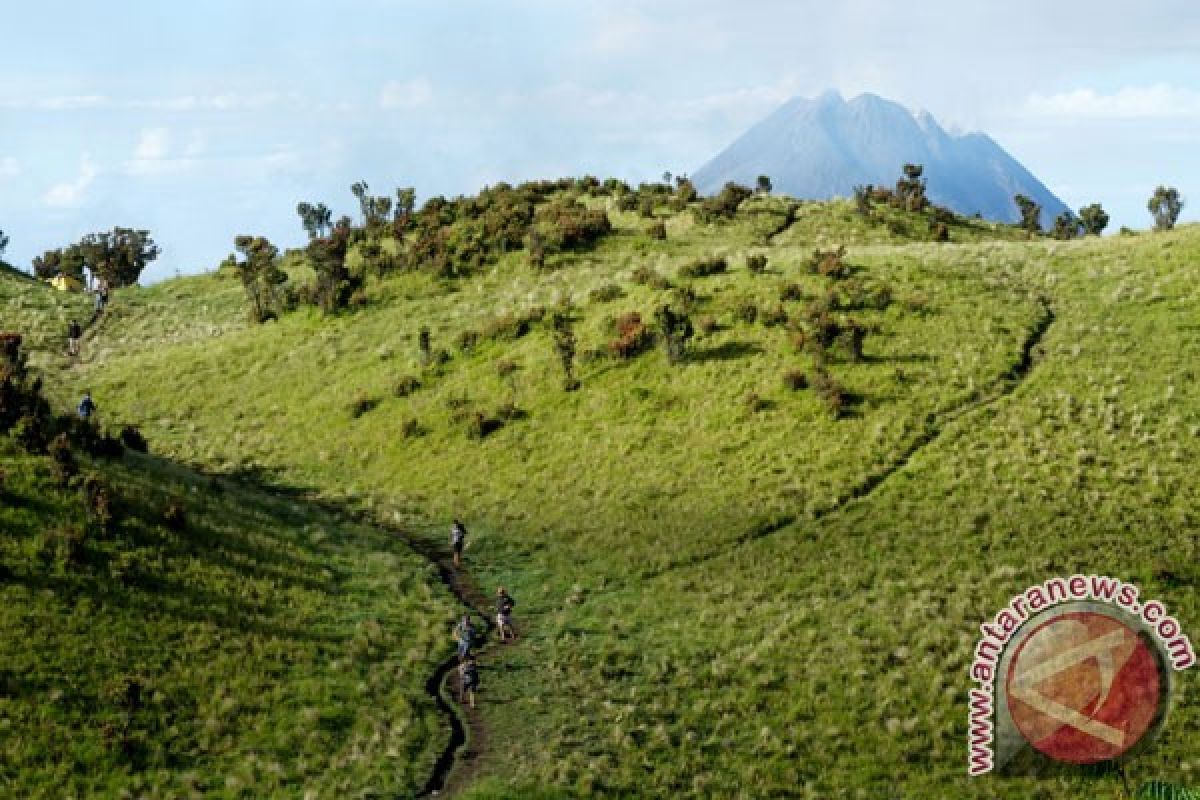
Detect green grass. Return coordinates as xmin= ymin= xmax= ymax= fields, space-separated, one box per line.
xmin=6 ymin=197 xmax=1199 ymax=796
xmin=0 ymin=423 xmax=458 ymax=797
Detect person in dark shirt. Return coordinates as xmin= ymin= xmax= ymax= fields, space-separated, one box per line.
xmin=66 ymin=320 xmax=82 ymax=356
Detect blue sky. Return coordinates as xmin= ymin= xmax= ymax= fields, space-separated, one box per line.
xmin=1 ymin=0 xmax=1199 ymax=281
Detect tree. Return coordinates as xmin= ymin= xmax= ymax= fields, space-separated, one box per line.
xmin=1052 ymin=211 xmax=1082 ymax=240
xmin=853 ymin=185 xmax=873 ymax=217
xmin=894 ymin=164 xmax=927 ymax=212
xmin=76 ymin=228 xmax=160 ymax=287
xmin=394 ymin=187 xmax=417 ymax=234
xmin=0 ymin=229 xmax=8 ymax=261
xmin=1014 ymin=195 xmax=1042 ymax=233
xmin=550 ymin=311 xmax=579 ymax=390
xmin=756 ymin=175 xmax=773 ymax=194
xmin=307 ymin=218 xmax=357 ymax=313
xmin=1078 ymin=203 xmax=1110 ymax=236
xmin=1147 ymin=186 xmax=1183 ymax=231
xmin=662 ymin=171 xmax=673 ymax=186
xmin=655 ymin=304 xmax=694 ymax=366
xmin=232 ymin=235 xmax=285 ymax=322
xmin=296 ymin=202 xmax=332 ymax=240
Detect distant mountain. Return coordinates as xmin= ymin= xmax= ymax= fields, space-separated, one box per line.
xmin=693 ymin=90 xmax=1068 ymax=228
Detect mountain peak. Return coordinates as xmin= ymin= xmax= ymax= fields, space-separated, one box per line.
xmin=693 ymin=90 xmax=1067 ymax=227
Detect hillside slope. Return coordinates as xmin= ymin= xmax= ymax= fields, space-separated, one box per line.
xmin=9 ymin=194 xmax=1199 ymax=797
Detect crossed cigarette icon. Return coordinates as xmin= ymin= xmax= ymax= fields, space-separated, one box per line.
xmin=1010 ymin=629 xmax=1129 ymax=747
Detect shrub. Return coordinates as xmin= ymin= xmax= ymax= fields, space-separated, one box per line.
xmin=401 ymin=417 xmax=423 ymax=438
xmin=609 ymin=312 xmax=655 ymax=360
xmin=49 ymin=434 xmax=77 ymax=487
xmin=466 ymin=411 xmax=504 ymax=440
xmin=631 ymin=266 xmax=671 ymax=289
xmin=647 ymin=221 xmax=666 ymax=240
xmin=746 ymin=254 xmax=768 ymax=274
xmin=932 ymin=221 xmax=949 ymax=242
xmin=162 ymin=501 xmax=187 ymax=532
xmin=119 ymin=426 xmax=148 ymax=454
xmin=697 ymin=315 xmax=719 ymax=335
xmin=83 ymin=474 xmax=116 ymax=533
xmin=655 ymin=305 xmax=694 ymax=365
xmin=394 ymin=375 xmax=422 ymax=397
xmin=837 ymin=280 xmax=893 ymax=311
xmin=495 ymin=359 xmax=519 ymax=378
xmin=782 ymin=369 xmax=808 ymax=390
xmin=760 ymin=305 xmax=789 ymax=328
xmin=809 ymin=246 xmax=849 ymax=279
xmin=693 ymin=182 xmax=752 ymax=223
xmin=10 ymin=414 xmax=47 ymax=454
xmin=456 ymin=329 xmax=482 ymax=352
xmin=736 ymin=302 xmax=758 ymax=325
xmin=679 ymin=255 xmax=727 ymax=279
xmin=670 ymin=285 xmax=699 ymax=313
xmin=637 ymin=196 xmax=655 ymax=218
xmin=349 ymin=393 xmax=379 ymax=418
xmin=616 ymin=192 xmax=637 ymax=212
xmin=589 ymin=284 xmax=624 ymax=303
xmin=779 ymin=283 xmax=806 ymax=302
xmin=45 ymin=523 xmax=88 ymax=568
xmin=811 ymin=368 xmax=847 ymax=418
xmin=745 ymin=392 xmax=772 ymax=412
xmin=481 ymin=307 xmax=545 ymax=341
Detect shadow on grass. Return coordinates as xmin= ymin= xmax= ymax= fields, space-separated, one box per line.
xmin=688 ymin=340 xmax=764 ymax=364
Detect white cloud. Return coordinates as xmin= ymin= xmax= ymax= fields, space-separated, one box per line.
xmin=134 ymin=128 xmax=171 ymax=161
xmin=43 ymin=155 xmax=98 ymax=208
xmin=380 ymin=77 xmax=433 ymax=110
xmin=1023 ymin=84 xmax=1200 ymax=119
xmin=36 ymin=94 xmax=110 ymax=111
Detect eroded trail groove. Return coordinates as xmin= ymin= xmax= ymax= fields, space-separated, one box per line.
xmin=645 ymin=297 xmax=1057 ymax=580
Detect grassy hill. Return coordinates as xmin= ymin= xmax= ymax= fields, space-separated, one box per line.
xmin=6 ymin=190 xmax=1199 ymax=797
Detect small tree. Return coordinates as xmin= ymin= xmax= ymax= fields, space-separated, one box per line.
xmin=1147 ymin=186 xmax=1183 ymax=231
xmin=76 ymin=228 xmax=160 ymax=287
xmin=296 ymin=201 xmax=332 ymax=240
xmin=417 ymin=326 xmax=432 ymax=366
xmin=550 ymin=312 xmax=579 ymax=390
xmin=1014 ymin=195 xmax=1042 ymax=233
xmin=1052 ymin=211 xmax=1082 ymax=241
xmin=756 ymin=175 xmax=773 ymax=194
xmin=895 ymin=165 xmax=927 ymax=212
xmin=0 ymin=229 xmax=8 ymax=261
xmin=853 ymin=185 xmax=873 ymax=216
xmin=655 ymin=304 xmax=694 ymax=366
xmin=307 ymin=218 xmax=357 ymax=313
xmin=233 ymin=235 xmax=285 ymax=322
xmin=1078 ymin=203 xmax=1110 ymax=236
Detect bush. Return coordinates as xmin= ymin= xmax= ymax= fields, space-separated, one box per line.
xmin=697 ymin=315 xmax=719 ymax=335
xmin=466 ymin=411 xmax=504 ymax=440
xmin=49 ymin=434 xmax=77 ymax=487
xmin=83 ymin=474 xmax=117 ymax=533
xmin=10 ymin=413 xmax=47 ymax=454
xmin=609 ymin=312 xmax=655 ymax=360
xmin=746 ymin=254 xmax=769 ymax=274
xmin=589 ymin=283 xmax=624 ymax=303
xmin=782 ymin=369 xmax=808 ymax=390
xmin=932 ymin=221 xmax=949 ymax=242
xmin=811 ymin=368 xmax=847 ymax=418
xmin=401 ymin=417 xmax=423 ymax=438
xmin=679 ymin=255 xmax=727 ymax=279
xmin=481 ymin=307 xmax=545 ymax=341
xmin=162 ymin=501 xmax=187 ymax=532
xmin=647 ymin=221 xmax=666 ymax=240
xmin=349 ymin=393 xmax=379 ymax=418
xmin=495 ymin=359 xmax=519 ymax=378
xmin=456 ymin=329 xmax=482 ymax=352
xmin=118 ymin=426 xmax=148 ymax=453
xmin=44 ymin=523 xmax=88 ymax=568
xmin=736 ymin=302 xmax=758 ymax=325
xmin=655 ymin=305 xmax=694 ymax=366
xmin=760 ymin=305 xmax=789 ymax=328
xmin=809 ymin=246 xmax=849 ymax=279
xmin=694 ymin=182 xmax=753 ymax=223
xmin=631 ymin=266 xmax=671 ymax=289
xmin=394 ymin=375 xmax=422 ymax=397
xmin=779 ymin=283 xmax=806 ymax=302
xmin=745 ymin=392 xmax=773 ymax=412
xmin=837 ymin=280 xmax=893 ymax=311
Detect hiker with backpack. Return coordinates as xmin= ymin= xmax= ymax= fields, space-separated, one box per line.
xmin=66 ymin=320 xmax=82 ymax=357
xmin=458 ymin=654 xmax=480 ymax=709
xmin=77 ymin=391 xmax=97 ymax=421
xmin=453 ymin=613 xmax=476 ymax=660
xmin=450 ymin=519 xmax=468 ymax=568
xmin=496 ymin=587 xmax=517 ymax=641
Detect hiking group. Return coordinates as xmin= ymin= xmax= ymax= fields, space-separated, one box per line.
xmin=449 ymin=518 xmax=518 ymax=709
xmin=66 ymin=277 xmax=110 ymax=358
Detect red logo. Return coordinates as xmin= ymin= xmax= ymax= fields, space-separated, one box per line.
xmin=1005 ymin=610 xmax=1164 ymax=764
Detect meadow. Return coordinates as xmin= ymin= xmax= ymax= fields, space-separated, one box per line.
xmin=6 ymin=188 xmax=1198 ymax=797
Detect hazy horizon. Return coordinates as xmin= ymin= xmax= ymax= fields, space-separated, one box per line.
xmin=1 ymin=0 xmax=1198 ymax=282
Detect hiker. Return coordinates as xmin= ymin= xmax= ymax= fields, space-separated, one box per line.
xmin=458 ymin=655 xmax=480 ymax=709
xmin=496 ymin=587 xmax=516 ymax=641
xmin=77 ymin=391 xmax=97 ymax=421
xmin=450 ymin=519 xmax=468 ymax=568
xmin=93 ymin=278 xmax=109 ymax=317
xmin=453 ymin=614 xmax=475 ymax=660
xmin=66 ymin=320 xmax=82 ymax=357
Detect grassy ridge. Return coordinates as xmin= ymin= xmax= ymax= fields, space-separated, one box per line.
xmin=0 ymin=291 xmax=461 ymax=796
xmin=11 ymin=199 xmax=1200 ymax=796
